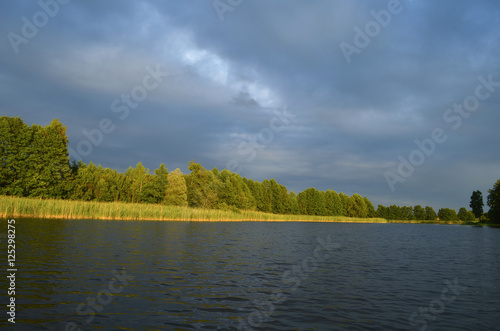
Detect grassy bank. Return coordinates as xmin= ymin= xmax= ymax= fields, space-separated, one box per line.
xmin=0 ymin=195 xmax=393 ymax=222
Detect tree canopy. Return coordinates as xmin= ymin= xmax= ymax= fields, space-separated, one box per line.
xmin=1 ymin=116 xmax=490 ymax=222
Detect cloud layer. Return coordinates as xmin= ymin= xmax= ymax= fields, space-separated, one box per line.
xmin=1 ymin=0 xmax=499 ymax=210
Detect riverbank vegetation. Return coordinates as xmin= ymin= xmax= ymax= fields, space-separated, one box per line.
xmin=0 ymin=195 xmax=391 ymax=222
xmin=1 ymin=116 xmax=498 ymax=223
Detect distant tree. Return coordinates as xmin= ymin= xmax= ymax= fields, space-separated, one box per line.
xmin=388 ymin=205 xmax=402 ymax=220
xmin=186 ymin=161 xmax=218 ymax=208
xmin=425 ymin=206 xmax=437 ymax=220
xmin=324 ymin=190 xmax=343 ymax=216
xmin=142 ymin=163 xmax=169 ymax=204
xmin=438 ymin=208 xmax=458 ymax=221
xmin=164 ymin=168 xmax=188 ymax=206
xmin=487 ymin=179 xmax=500 ymax=223
xmin=288 ymin=191 xmax=300 ymax=215
xmin=270 ymin=179 xmax=286 ymax=214
xmin=339 ymin=193 xmax=351 ymax=217
xmin=413 ymin=205 xmax=426 ymax=220
xmin=470 ymin=190 xmax=484 ymax=218
xmin=0 ymin=117 xmax=70 ymax=198
xmin=297 ymin=188 xmax=326 ymax=215
xmin=348 ymin=194 xmax=367 ymax=218
xmin=457 ymin=207 xmax=475 ymax=222
xmin=363 ymin=197 xmax=376 ymax=218
xmin=401 ymin=206 xmax=415 ymax=220
xmin=377 ymin=205 xmax=388 ymax=219
xmin=124 ymin=162 xmax=151 ymax=203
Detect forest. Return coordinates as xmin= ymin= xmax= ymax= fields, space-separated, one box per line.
xmin=1 ymin=116 xmax=499 ymax=222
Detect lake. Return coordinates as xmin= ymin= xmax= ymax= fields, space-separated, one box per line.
xmin=2 ymin=219 xmax=499 ymax=330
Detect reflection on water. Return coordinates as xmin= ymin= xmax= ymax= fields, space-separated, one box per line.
xmin=2 ymin=219 xmax=499 ymax=330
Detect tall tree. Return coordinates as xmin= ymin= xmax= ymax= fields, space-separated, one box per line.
xmin=470 ymin=190 xmax=484 ymax=218
xmin=487 ymin=179 xmax=500 ymax=223
xmin=125 ymin=162 xmax=150 ymax=203
xmin=413 ymin=205 xmax=426 ymax=220
xmin=363 ymin=197 xmax=376 ymax=218
xmin=339 ymin=193 xmax=351 ymax=217
xmin=0 ymin=116 xmax=32 ymax=196
xmin=425 ymin=206 xmax=437 ymax=220
xmin=325 ymin=190 xmax=343 ymax=216
xmin=164 ymin=168 xmax=188 ymax=206
xmin=186 ymin=161 xmax=218 ymax=208
xmin=347 ymin=194 xmax=367 ymax=218
xmin=377 ymin=205 xmax=388 ymax=219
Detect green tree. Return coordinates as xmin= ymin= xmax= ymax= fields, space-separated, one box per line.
xmin=364 ymin=197 xmax=376 ymax=218
xmin=402 ymin=206 xmax=415 ymax=220
xmin=487 ymin=179 xmax=500 ymax=223
xmin=347 ymin=194 xmax=367 ymax=218
xmin=125 ymin=162 xmax=151 ymax=203
xmin=339 ymin=193 xmax=351 ymax=217
xmin=413 ymin=205 xmax=426 ymax=220
xmin=139 ymin=163 xmax=169 ymax=204
xmin=0 ymin=117 xmax=70 ymax=198
xmin=164 ymin=168 xmax=188 ymax=206
xmin=377 ymin=205 xmax=388 ymax=219
xmin=388 ymin=205 xmax=402 ymax=220
xmin=0 ymin=116 xmax=33 ymax=196
xmin=457 ymin=207 xmax=475 ymax=222
xmin=438 ymin=208 xmax=458 ymax=221
xmin=325 ymin=190 xmax=343 ymax=216
xmin=297 ymin=188 xmax=326 ymax=215
xmin=288 ymin=191 xmax=300 ymax=215
xmin=470 ymin=190 xmax=484 ymax=218
xmin=425 ymin=206 xmax=437 ymax=220
xmin=186 ymin=161 xmax=218 ymax=208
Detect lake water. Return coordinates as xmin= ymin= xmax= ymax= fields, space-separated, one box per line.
xmin=2 ymin=219 xmax=499 ymax=330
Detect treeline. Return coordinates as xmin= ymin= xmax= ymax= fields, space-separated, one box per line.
xmin=1 ymin=116 xmax=499 ymax=222
xmin=376 ymin=205 xmax=475 ymax=222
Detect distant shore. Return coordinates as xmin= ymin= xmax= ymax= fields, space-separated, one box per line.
xmin=0 ymin=195 xmax=473 ymax=224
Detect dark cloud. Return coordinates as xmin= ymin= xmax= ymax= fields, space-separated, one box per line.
xmin=1 ymin=0 xmax=499 ymax=210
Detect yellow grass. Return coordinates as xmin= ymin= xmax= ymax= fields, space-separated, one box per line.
xmin=0 ymin=195 xmax=394 ymax=222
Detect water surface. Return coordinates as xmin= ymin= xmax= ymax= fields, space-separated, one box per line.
xmin=2 ymin=219 xmax=499 ymax=330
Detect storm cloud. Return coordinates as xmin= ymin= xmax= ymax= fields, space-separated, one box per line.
xmin=1 ymin=0 xmax=499 ymax=210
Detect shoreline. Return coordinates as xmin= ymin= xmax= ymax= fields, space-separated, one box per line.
xmin=0 ymin=195 xmax=476 ymax=225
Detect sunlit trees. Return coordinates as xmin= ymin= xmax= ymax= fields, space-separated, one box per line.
xmin=457 ymin=207 xmax=475 ymax=222
xmin=413 ymin=205 xmax=426 ymax=220
xmin=0 ymin=117 xmax=70 ymax=198
xmin=377 ymin=205 xmax=388 ymax=219
xmin=164 ymin=168 xmax=187 ymax=206
xmin=487 ymin=179 xmax=500 ymax=223
xmin=186 ymin=161 xmax=218 ymax=208
xmin=347 ymin=194 xmax=368 ymax=218
xmin=339 ymin=193 xmax=351 ymax=217
xmin=425 ymin=206 xmax=437 ymax=220
xmin=438 ymin=208 xmax=458 ymax=221
xmin=364 ymin=197 xmax=376 ymax=218
xmin=297 ymin=188 xmax=326 ymax=216
xmin=325 ymin=190 xmax=343 ymax=216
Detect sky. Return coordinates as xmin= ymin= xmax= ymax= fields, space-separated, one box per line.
xmin=1 ymin=0 xmax=499 ymax=211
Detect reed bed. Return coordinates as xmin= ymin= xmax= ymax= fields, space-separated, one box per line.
xmin=0 ymin=195 xmax=393 ymax=222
